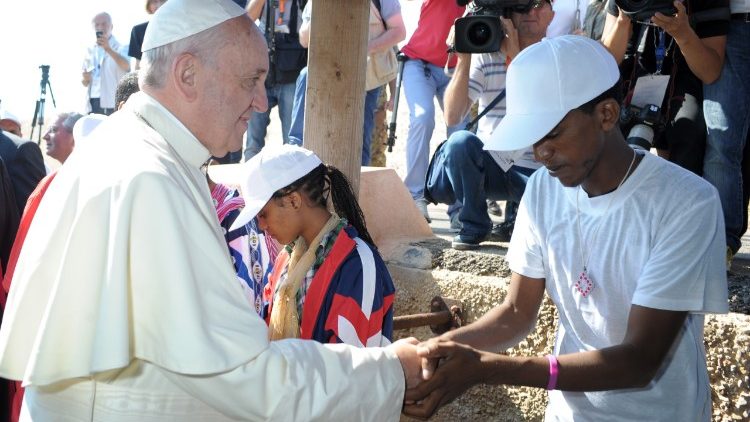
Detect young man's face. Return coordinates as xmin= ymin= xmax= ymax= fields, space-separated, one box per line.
xmin=532 ymin=109 xmax=606 ymax=188
xmin=511 ymin=0 xmax=554 ymax=39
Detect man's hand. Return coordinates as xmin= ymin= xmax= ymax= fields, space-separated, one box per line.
xmin=388 ymin=337 xmax=423 ymax=389
xmin=82 ymin=71 xmax=92 ymax=87
xmin=500 ymin=17 xmax=520 ymax=60
xmin=652 ymin=1 xmax=692 ymax=43
xmin=402 ymin=339 xmax=488 ymax=420
xmin=96 ymin=33 xmax=111 ymax=51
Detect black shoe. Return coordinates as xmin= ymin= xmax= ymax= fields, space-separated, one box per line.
xmin=487 ymin=200 xmax=503 ymax=217
xmin=451 ymin=233 xmax=485 ymax=250
xmin=490 ymin=221 xmax=514 ymax=242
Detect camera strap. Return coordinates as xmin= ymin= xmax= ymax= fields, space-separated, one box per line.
xmin=465 ymin=88 xmax=506 ymax=132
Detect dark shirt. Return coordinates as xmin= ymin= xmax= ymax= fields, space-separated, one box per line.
xmin=0 ymin=130 xmax=45 ymax=215
xmin=606 ymin=0 xmax=729 ymax=100
xmin=128 ymin=21 xmax=149 ymax=61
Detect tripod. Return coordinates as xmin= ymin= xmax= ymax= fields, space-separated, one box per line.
xmin=30 ymin=65 xmax=56 ymax=144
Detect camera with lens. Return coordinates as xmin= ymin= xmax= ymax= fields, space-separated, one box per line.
xmin=620 ymin=103 xmax=664 ymax=151
xmin=454 ymin=0 xmax=536 ymax=54
xmin=614 ymin=0 xmax=676 ymax=21
xmin=95 ymin=30 xmax=104 ymax=39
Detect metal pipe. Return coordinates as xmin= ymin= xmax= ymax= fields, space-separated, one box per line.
xmin=393 ymin=310 xmax=452 ymax=331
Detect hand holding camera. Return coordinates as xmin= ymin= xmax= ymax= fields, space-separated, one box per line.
xmin=651 ymin=1 xmax=691 ymax=43
xmin=95 ymin=30 xmax=111 ymax=51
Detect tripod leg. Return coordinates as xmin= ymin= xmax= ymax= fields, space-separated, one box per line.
xmin=30 ymin=100 xmax=40 ymax=143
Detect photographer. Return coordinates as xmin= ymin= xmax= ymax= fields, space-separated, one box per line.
xmin=242 ymin=0 xmax=308 ymax=162
xmin=82 ymin=12 xmax=130 ymax=115
xmin=400 ymin=0 xmax=468 ymax=222
xmin=600 ymin=0 xmax=729 ymax=175
xmin=434 ymin=0 xmax=551 ymax=250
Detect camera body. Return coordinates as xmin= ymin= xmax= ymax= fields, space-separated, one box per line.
xmin=620 ymin=103 xmax=664 ymax=151
xmin=95 ymin=30 xmax=104 ymax=39
xmin=454 ymin=0 xmax=534 ymax=54
xmin=614 ymin=0 xmax=676 ymax=21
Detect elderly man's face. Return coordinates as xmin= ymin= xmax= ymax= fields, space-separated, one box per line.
xmin=196 ymin=17 xmax=269 ymax=157
xmin=0 ymin=119 xmax=22 ymax=137
xmin=43 ymin=115 xmax=75 ymax=163
xmin=511 ymin=0 xmax=554 ymax=38
xmin=92 ymin=14 xmax=113 ymax=38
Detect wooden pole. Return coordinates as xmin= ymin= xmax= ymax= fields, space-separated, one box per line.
xmin=303 ymin=0 xmax=369 ymax=194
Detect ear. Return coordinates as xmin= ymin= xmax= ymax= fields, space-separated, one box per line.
xmin=172 ymin=53 xmax=199 ymax=102
xmin=286 ymin=191 xmax=303 ymax=210
xmin=596 ymin=98 xmax=621 ymax=132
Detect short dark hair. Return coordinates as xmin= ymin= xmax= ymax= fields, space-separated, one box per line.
xmin=115 ymin=72 xmax=140 ymax=108
xmin=576 ymin=80 xmax=623 ymax=115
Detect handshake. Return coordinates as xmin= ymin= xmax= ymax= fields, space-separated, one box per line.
xmin=389 ymin=336 xmax=494 ymax=420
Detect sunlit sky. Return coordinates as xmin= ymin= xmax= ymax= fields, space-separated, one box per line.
xmin=0 ymin=1 xmax=151 ymax=126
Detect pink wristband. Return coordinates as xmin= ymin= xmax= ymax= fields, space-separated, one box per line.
xmin=546 ymin=355 xmax=558 ymax=390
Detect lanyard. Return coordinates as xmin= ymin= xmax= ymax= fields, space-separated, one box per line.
xmin=655 ymin=28 xmax=666 ymax=74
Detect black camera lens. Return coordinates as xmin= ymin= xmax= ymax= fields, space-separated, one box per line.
xmin=468 ymin=22 xmax=493 ymax=46
xmin=454 ymin=15 xmax=503 ymax=54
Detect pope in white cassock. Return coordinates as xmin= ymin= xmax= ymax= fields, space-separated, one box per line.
xmin=0 ymin=0 xmax=420 ymax=420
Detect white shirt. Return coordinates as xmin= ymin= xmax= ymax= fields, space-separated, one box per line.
xmin=507 ymin=152 xmax=728 ymax=421
xmin=83 ymin=36 xmax=129 ymax=109
xmin=468 ymin=52 xmax=539 ymax=171
xmin=0 ymin=92 xmax=404 ymax=421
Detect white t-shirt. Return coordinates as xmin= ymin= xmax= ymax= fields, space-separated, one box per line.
xmin=507 ymin=152 xmax=728 ymax=421
xmin=468 ymin=52 xmax=538 ymax=171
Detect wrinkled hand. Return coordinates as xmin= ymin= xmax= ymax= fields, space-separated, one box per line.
xmin=388 ymin=337 xmax=423 ymax=389
xmin=500 ymin=17 xmax=520 ymax=60
xmin=402 ymin=339 xmax=486 ymax=420
xmin=652 ymin=1 xmax=692 ymax=43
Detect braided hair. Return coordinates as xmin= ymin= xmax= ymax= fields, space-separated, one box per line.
xmin=271 ymin=164 xmax=375 ymax=246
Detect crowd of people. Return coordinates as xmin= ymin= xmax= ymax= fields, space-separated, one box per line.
xmin=0 ymin=0 xmax=746 ymax=420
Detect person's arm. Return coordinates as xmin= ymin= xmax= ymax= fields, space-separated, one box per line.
xmin=600 ymin=8 xmax=632 ymax=64
xmin=299 ymin=20 xmax=311 ymax=48
xmin=651 ymin=1 xmax=726 ymax=84
xmin=246 ymin=0 xmax=266 ymax=21
xmin=368 ymin=13 xmax=406 ymax=55
xmin=98 ymin=37 xmax=130 ymax=72
xmin=404 ymin=282 xmax=688 ymax=418
xmin=443 ymin=53 xmax=474 ymax=127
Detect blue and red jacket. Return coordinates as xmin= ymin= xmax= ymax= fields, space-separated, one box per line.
xmin=265 ymin=226 xmax=395 ymax=346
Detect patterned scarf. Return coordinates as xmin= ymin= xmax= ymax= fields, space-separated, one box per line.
xmin=268 ymin=213 xmax=341 ymax=341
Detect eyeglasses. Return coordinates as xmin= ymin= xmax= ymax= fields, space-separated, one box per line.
xmin=513 ymin=0 xmax=550 ymax=13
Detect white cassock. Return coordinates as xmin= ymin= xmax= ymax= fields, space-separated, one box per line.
xmin=0 ymin=92 xmax=404 ymax=421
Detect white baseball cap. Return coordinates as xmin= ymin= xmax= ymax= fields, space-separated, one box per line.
xmin=485 ymin=35 xmax=620 ymax=152
xmin=229 ymin=145 xmax=323 ymax=232
xmin=142 ymin=0 xmax=247 ymax=52
xmin=0 ymin=110 xmax=22 ymax=127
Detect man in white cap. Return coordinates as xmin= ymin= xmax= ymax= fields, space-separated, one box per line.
xmin=0 ymin=0 xmax=420 ymax=420
xmin=0 ymin=110 xmax=23 ymax=137
xmin=403 ymin=35 xmax=728 ymax=421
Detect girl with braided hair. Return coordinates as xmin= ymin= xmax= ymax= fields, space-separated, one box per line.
xmin=229 ymin=144 xmax=395 ymax=346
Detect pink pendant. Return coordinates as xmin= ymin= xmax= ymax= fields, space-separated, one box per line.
xmin=575 ymin=270 xmax=594 ymax=298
